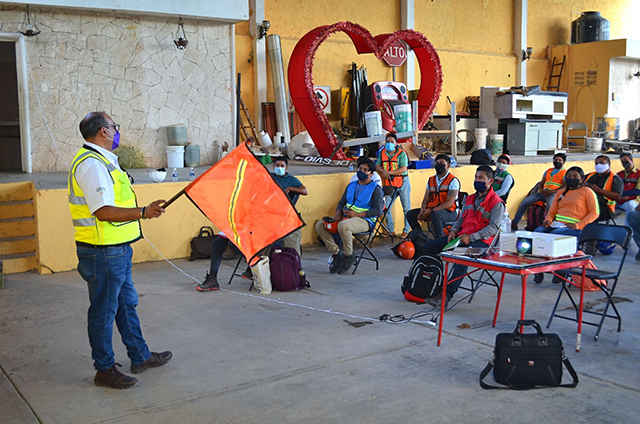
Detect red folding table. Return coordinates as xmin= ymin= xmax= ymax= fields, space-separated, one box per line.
xmin=438 ymin=251 xmax=592 ymax=351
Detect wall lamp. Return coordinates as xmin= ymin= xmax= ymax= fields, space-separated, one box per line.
xmin=19 ymin=5 xmax=41 ymax=37
xmin=173 ymin=17 xmax=189 ymax=50
xmin=258 ymin=20 xmax=270 ymax=40
xmin=522 ymin=46 xmax=533 ymax=61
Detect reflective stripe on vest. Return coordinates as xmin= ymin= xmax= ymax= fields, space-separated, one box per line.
xmin=459 ymin=189 xmax=502 ymax=246
xmin=617 ymin=167 xmax=640 ymax=203
xmin=543 ymin=168 xmax=566 ymax=190
xmin=586 ymin=171 xmax=616 ymax=212
xmin=380 ymin=148 xmax=404 ymax=188
xmin=426 ymin=173 xmax=458 ymax=212
xmin=68 ymin=147 xmax=142 ymax=246
xmin=345 ymin=180 xmax=378 ymax=226
xmin=555 ymin=214 xmax=580 ymax=224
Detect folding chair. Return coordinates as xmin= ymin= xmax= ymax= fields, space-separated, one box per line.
xmin=351 ymin=218 xmax=382 ymax=275
xmin=440 ymin=191 xmax=468 ymax=238
xmin=457 ymin=230 xmax=501 ymax=302
xmin=227 ymin=255 xmax=251 ymax=286
xmin=547 ymin=223 xmax=632 ymax=341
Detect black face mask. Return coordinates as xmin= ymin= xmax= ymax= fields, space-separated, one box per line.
xmin=553 ymin=161 xmax=563 ymax=169
xmin=622 ymin=161 xmax=633 ymax=169
xmin=565 ymin=177 xmax=581 ymax=189
xmin=435 ymin=163 xmax=447 ymax=174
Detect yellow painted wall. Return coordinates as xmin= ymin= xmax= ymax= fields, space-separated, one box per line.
xmin=236 ymin=0 xmax=636 ymax=128
xmin=29 ymin=157 xmax=632 ymax=274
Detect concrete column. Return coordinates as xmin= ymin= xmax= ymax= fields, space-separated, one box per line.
xmin=401 ymin=0 xmax=415 ymax=90
xmin=250 ymin=0 xmax=267 ymax=133
xmin=514 ymin=0 xmax=528 ymax=86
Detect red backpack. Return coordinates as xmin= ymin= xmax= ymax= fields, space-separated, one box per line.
xmin=269 ymin=247 xmax=310 ymax=291
xmin=524 ymin=204 xmax=546 ymax=232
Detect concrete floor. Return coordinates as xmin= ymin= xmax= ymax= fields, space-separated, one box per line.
xmin=1 ymin=238 xmax=639 ymax=424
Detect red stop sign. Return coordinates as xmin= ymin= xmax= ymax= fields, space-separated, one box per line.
xmin=383 ymin=40 xmax=407 ymax=67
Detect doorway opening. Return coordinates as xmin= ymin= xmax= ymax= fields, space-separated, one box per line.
xmin=0 ymin=41 xmax=21 ymax=172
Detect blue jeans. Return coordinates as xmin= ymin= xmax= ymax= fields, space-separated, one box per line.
xmin=626 ymin=210 xmax=640 ymax=248
xmin=385 ymin=177 xmax=411 ymax=234
xmin=77 ymin=244 xmax=151 ymax=371
xmin=423 ymin=235 xmax=488 ymax=298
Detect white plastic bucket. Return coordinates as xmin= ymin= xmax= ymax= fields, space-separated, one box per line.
xmin=394 ymin=104 xmax=413 ymax=132
xmin=365 ymin=110 xmax=383 ymax=137
xmin=166 ymin=145 xmax=185 ymax=168
xmin=474 ymin=128 xmax=488 ymax=150
xmin=259 ymin=130 xmax=273 ymax=148
xmin=586 ymin=137 xmax=603 ymax=152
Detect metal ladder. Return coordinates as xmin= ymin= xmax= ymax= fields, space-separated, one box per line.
xmin=238 ymin=96 xmax=259 ymax=143
xmin=545 ymin=55 xmax=566 ymax=92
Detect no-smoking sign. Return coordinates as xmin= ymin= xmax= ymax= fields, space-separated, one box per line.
xmin=314 ymin=86 xmax=331 ymax=114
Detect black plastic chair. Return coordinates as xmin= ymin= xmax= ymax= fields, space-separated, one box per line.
xmin=547 ymin=223 xmax=632 ymax=341
xmin=429 ymin=191 xmax=467 ymax=239
xmin=352 ymin=218 xmax=383 ymax=275
xmin=373 ymin=186 xmax=399 ymax=241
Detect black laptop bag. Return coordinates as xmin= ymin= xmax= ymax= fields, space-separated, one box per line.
xmin=480 ymin=320 xmax=578 ymax=390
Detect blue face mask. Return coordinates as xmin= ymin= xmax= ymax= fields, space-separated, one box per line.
xmin=385 ymin=142 xmax=396 ymax=152
xmin=274 ymin=167 xmax=286 ymax=176
xmin=357 ymin=170 xmax=369 ymax=181
xmin=111 ymin=130 xmax=120 ymax=150
xmin=474 ymin=181 xmax=488 ymax=193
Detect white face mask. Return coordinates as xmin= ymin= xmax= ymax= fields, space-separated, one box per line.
xmin=496 ymin=163 xmax=509 ymax=171
xmin=595 ymin=163 xmax=610 ymax=174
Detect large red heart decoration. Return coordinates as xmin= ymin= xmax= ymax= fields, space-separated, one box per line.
xmin=288 ymin=21 xmax=443 ymax=160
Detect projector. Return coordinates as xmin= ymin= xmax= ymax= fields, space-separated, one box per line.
xmin=499 ymin=231 xmax=577 ymax=258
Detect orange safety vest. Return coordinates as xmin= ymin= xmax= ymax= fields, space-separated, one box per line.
xmin=426 ymin=172 xmax=458 ymax=212
xmin=459 ymin=188 xmax=503 ymax=246
xmin=617 ymin=167 xmax=640 ymax=204
xmin=542 ymin=168 xmax=567 ymax=191
xmin=380 ymin=148 xmax=405 ymax=188
xmin=586 ymin=171 xmax=616 ymax=212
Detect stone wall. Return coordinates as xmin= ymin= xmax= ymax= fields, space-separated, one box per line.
xmin=0 ymin=6 xmax=234 ymax=172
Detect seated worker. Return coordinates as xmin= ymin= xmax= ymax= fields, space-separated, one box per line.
xmin=532 ymin=166 xmax=599 ymax=283
xmin=492 ymin=154 xmax=515 ymax=203
xmin=375 ymin=132 xmax=411 ymax=238
xmin=422 ymin=165 xmax=505 ymax=307
xmin=406 ymin=154 xmax=459 ymax=239
xmin=511 ymin=153 xmax=567 ymax=231
xmin=316 ymin=159 xmax=384 ymax=275
xmin=350 ymin=155 xmax=382 ymax=187
xmin=616 ymin=152 xmax=640 ymax=225
xmin=197 ymin=157 xmax=308 ymax=291
xmin=585 ymin=155 xmax=623 ymax=222
xmin=624 ymin=208 xmax=640 ymax=261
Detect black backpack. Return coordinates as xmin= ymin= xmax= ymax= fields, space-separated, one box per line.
xmin=401 ymin=253 xmax=444 ymax=303
xmin=470 ymin=148 xmax=495 ymax=166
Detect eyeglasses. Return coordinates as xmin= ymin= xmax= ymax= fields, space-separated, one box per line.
xmin=104 ymin=124 xmax=120 ymax=132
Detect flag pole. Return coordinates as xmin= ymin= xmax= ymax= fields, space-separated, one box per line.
xmin=162 ymin=188 xmax=186 ymax=209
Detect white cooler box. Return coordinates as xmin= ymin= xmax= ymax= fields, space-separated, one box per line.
xmin=499 ymin=231 xmax=577 ymax=258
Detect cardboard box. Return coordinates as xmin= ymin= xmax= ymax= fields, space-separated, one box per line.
xmin=499 ymin=230 xmax=577 ymax=258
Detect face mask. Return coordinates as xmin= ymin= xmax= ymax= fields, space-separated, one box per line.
xmin=496 ymin=164 xmax=509 ymax=171
xmin=474 ymin=181 xmax=488 ymax=193
xmin=110 ymin=130 xmax=120 ymax=150
xmin=595 ymin=163 xmax=610 ymax=174
xmin=356 ymin=170 xmax=369 ymax=181
xmin=622 ymin=161 xmax=633 ymax=169
xmin=565 ymin=177 xmax=581 ymax=189
xmin=274 ymin=167 xmax=286 ymax=176
xmin=385 ymin=142 xmax=396 ymax=152
xmin=435 ymin=163 xmax=446 ymax=174
xmin=553 ymin=161 xmax=563 ymax=169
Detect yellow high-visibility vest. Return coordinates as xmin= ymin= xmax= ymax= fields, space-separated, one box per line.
xmin=68 ymin=147 xmax=142 ymax=246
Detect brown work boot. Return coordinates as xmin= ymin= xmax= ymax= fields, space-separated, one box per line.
xmin=94 ymin=363 xmax=138 ymax=389
xmin=130 ymin=351 xmax=173 ymax=374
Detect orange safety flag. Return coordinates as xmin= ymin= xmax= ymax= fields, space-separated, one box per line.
xmin=185 ymin=143 xmax=304 ymax=265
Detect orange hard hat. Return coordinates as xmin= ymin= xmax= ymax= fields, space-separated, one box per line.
xmin=324 ymin=220 xmax=340 ymax=234
xmin=394 ymin=240 xmax=416 ymax=259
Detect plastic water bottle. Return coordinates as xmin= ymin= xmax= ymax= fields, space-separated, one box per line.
xmin=501 ymin=210 xmax=512 ymax=233
xmin=348 ymin=162 xmax=355 ymax=172
xmin=172 ymin=168 xmax=178 ymax=182
xmin=189 ymin=167 xmax=195 ymax=181
xmin=450 ymin=157 xmax=458 ymax=168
